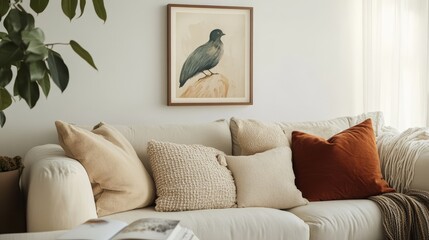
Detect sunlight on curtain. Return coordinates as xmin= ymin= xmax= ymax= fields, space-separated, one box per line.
xmin=363 ymin=0 xmax=429 ymax=130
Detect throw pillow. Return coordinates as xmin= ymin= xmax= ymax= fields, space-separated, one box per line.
xmin=225 ymin=147 xmax=308 ymax=209
xmin=291 ymin=119 xmax=394 ymax=201
xmin=147 ymin=140 xmax=236 ymax=212
xmin=230 ymin=118 xmax=289 ymax=155
xmin=55 ymin=121 xmax=155 ymax=216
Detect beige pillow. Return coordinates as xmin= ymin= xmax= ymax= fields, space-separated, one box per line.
xmin=230 ymin=118 xmax=289 ymax=155
xmin=147 ymin=140 xmax=236 ymax=212
xmin=55 ymin=121 xmax=155 ymax=216
xmin=226 ymin=147 xmax=308 ymax=209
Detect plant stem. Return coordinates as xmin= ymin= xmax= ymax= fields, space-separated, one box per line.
xmin=45 ymin=43 xmax=70 ymax=49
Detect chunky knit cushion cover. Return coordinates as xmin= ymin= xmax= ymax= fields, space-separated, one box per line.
xmin=147 ymin=140 xmax=236 ymax=212
xmin=291 ymin=119 xmax=394 ymax=201
xmin=55 ymin=121 xmax=155 ymax=216
xmin=226 ymin=147 xmax=308 ymax=209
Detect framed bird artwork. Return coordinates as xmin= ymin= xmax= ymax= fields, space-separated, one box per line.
xmin=167 ymin=4 xmax=253 ymax=105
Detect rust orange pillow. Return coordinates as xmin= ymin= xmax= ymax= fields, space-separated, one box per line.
xmin=291 ymin=119 xmax=394 ymax=201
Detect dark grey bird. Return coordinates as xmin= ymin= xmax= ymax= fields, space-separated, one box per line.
xmin=179 ymin=29 xmax=225 ymax=88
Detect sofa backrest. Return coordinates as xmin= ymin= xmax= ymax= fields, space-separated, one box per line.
xmin=77 ymin=112 xmax=383 ymax=175
xmin=110 ymin=120 xmax=232 ymax=176
xmin=280 ymin=111 xmax=384 ymax=143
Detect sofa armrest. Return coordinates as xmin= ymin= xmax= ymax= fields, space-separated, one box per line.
xmin=21 ymin=144 xmax=97 ymax=232
xmin=410 ymin=150 xmax=429 ymax=192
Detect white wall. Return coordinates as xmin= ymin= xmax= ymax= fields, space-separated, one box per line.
xmin=0 ymin=0 xmax=363 ymax=157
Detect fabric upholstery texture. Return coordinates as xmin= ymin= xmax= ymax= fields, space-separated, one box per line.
xmin=21 ymin=144 xmax=97 ymax=232
xmin=147 ymin=140 xmax=236 ymax=212
xmin=291 ymin=119 xmax=394 ymax=201
xmin=103 ymin=207 xmax=309 ymax=240
xmin=225 ymin=147 xmax=308 ymax=209
xmin=110 ymin=120 xmax=232 ymax=177
xmin=55 ymin=121 xmax=155 ymax=216
xmin=289 ymin=199 xmax=383 ymax=240
xmin=230 ymin=118 xmax=288 ymax=155
xmin=411 ymin=150 xmax=429 ymax=192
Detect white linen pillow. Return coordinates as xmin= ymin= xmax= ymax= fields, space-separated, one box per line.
xmin=226 ymin=147 xmax=308 ymax=209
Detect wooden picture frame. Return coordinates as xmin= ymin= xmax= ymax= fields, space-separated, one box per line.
xmin=167 ymin=4 xmax=253 ymax=105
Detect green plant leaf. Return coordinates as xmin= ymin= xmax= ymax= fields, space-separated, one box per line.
xmin=0 ymin=66 xmax=12 ymax=87
xmin=3 ymin=10 xmax=34 ymax=44
xmin=61 ymin=0 xmax=77 ymax=21
xmin=16 ymin=64 xmax=40 ymax=108
xmin=0 ymin=31 xmax=8 ymax=39
xmin=24 ymin=12 xmax=35 ymax=31
xmin=3 ymin=9 xmax=23 ymax=33
xmin=26 ymin=40 xmax=48 ymax=58
xmin=47 ymin=49 xmax=69 ymax=92
xmin=70 ymin=40 xmax=97 ymax=70
xmin=22 ymin=28 xmax=45 ymax=44
xmin=30 ymin=0 xmax=49 ymax=14
xmin=29 ymin=60 xmax=47 ymax=81
xmin=0 ymin=41 xmax=24 ymax=67
xmin=37 ymin=72 xmax=50 ymax=97
xmin=3 ymin=9 xmax=32 ymax=33
xmin=0 ymin=87 xmax=12 ymax=111
xmin=79 ymin=0 xmax=86 ymax=17
xmin=0 ymin=0 xmax=10 ymax=19
xmin=0 ymin=110 xmax=5 ymax=127
xmin=93 ymin=0 xmax=106 ymax=22
xmin=25 ymin=53 xmax=45 ymax=62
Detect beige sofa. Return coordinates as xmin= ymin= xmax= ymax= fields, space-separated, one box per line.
xmin=20 ymin=112 xmax=429 ymax=240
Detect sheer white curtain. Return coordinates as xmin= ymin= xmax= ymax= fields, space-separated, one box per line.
xmin=363 ymin=0 xmax=429 ymax=130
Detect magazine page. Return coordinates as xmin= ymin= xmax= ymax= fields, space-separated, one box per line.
xmin=174 ymin=227 xmax=195 ymax=240
xmin=112 ymin=218 xmax=181 ymax=240
xmin=57 ymin=219 xmax=128 ymax=240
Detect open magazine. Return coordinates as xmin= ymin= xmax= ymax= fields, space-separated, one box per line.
xmin=56 ymin=218 xmax=197 ymax=240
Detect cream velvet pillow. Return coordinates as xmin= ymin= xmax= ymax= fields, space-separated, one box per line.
xmin=230 ymin=118 xmax=289 ymax=155
xmin=147 ymin=140 xmax=236 ymax=212
xmin=55 ymin=121 xmax=155 ymax=216
xmin=226 ymin=147 xmax=308 ymax=209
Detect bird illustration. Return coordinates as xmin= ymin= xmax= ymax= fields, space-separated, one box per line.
xmin=179 ymin=29 xmax=225 ymax=88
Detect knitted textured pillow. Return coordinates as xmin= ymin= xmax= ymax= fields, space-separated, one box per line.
xmin=55 ymin=121 xmax=155 ymax=216
xmin=291 ymin=119 xmax=394 ymax=201
xmin=147 ymin=140 xmax=236 ymax=211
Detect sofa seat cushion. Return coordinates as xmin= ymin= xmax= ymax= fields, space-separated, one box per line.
xmin=102 ymin=207 xmax=309 ymax=240
xmin=289 ymin=199 xmax=383 ymax=240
